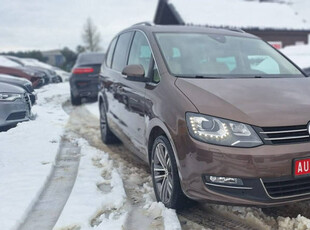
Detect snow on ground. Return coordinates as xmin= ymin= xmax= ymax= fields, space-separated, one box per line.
xmin=210 ymin=203 xmax=310 ymax=230
xmin=0 ymin=82 xmax=70 ymax=230
xmin=54 ymin=138 xmax=128 ymax=230
xmin=85 ymin=102 xmax=100 ymax=119
xmin=281 ymin=44 xmax=310 ymax=69
xmin=83 ymin=102 xmax=181 ymax=230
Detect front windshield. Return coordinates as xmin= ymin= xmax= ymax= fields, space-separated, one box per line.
xmin=155 ymin=32 xmax=304 ymax=78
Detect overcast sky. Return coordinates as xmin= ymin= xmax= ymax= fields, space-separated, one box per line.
xmin=0 ymin=0 xmax=157 ymax=52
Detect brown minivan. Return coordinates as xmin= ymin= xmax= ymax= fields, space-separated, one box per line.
xmin=98 ymin=23 xmax=310 ymax=209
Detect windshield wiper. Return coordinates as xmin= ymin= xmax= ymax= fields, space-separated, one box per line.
xmin=176 ymin=75 xmax=223 ymax=79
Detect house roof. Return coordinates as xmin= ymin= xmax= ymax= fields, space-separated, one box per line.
xmin=168 ymin=0 xmax=310 ymax=30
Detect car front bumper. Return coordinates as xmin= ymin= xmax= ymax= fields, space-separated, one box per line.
xmin=0 ymin=99 xmax=30 ymax=127
xmin=175 ymin=130 xmax=310 ymax=206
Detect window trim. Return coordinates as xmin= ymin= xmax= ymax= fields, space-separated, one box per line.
xmin=105 ymin=36 xmax=118 ymax=68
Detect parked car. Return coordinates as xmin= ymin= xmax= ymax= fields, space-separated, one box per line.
xmin=52 ymin=67 xmax=70 ymax=82
xmin=5 ymin=56 xmax=56 ymax=84
xmin=23 ymin=58 xmax=62 ymax=83
xmin=303 ymin=67 xmax=310 ymax=76
xmin=0 ymin=67 xmax=43 ymax=89
xmin=0 ymin=56 xmax=48 ymax=83
xmin=0 ymin=82 xmax=31 ymax=131
xmin=69 ymin=52 xmax=105 ymax=105
xmin=0 ymin=74 xmax=37 ymax=105
xmin=99 ymin=24 xmax=310 ymax=209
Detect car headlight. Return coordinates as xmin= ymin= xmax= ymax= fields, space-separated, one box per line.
xmin=186 ymin=112 xmax=263 ymax=147
xmin=0 ymin=93 xmax=22 ymax=102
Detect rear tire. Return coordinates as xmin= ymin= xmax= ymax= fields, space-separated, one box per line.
xmin=71 ymin=91 xmax=81 ymax=106
xmin=151 ymin=135 xmax=190 ymax=209
xmin=100 ymin=101 xmax=119 ymax=144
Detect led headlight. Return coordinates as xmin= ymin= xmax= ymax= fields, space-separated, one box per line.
xmin=0 ymin=93 xmax=22 ymax=102
xmin=186 ymin=112 xmax=262 ymax=147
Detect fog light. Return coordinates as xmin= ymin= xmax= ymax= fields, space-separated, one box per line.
xmin=207 ymin=176 xmax=243 ymax=185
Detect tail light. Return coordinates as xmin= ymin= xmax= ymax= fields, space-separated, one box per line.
xmin=72 ymin=67 xmax=94 ymax=74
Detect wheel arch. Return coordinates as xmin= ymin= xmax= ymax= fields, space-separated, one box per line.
xmin=146 ymin=119 xmax=181 ymax=171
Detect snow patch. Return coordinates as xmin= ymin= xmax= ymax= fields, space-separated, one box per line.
xmin=54 ymin=139 xmax=127 ymax=230
xmin=281 ymin=44 xmax=310 ymax=69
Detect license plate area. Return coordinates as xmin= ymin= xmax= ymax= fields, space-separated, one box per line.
xmin=294 ymin=158 xmax=310 ymax=177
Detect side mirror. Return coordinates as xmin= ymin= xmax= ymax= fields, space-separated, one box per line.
xmin=122 ymin=65 xmax=147 ymax=82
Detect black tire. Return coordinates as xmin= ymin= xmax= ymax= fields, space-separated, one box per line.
xmin=71 ymin=91 xmax=81 ymax=106
xmin=151 ymin=135 xmax=190 ymax=209
xmin=99 ymin=101 xmax=119 ymax=144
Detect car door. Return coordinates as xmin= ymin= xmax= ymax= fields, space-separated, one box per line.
xmin=117 ymin=31 xmax=154 ymax=158
xmin=101 ymin=32 xmax=133 ymax=142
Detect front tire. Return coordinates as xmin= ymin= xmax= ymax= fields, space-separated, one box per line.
xmin=151 ymin=135 xmax=188 ymax=209
xmin=99 ymin=101 xmax=119 ymax=144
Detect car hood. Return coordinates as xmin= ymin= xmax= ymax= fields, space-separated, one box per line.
xmin=0 ymin=74 xmax=30 ymax=85
xmin=175 ymin=77 xmax=310 ymax=127
xmin=0 ymin=82 xmax=25 ymax=94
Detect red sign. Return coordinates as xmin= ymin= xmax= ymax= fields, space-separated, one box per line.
xmin=268 ymin=41 xmax=283 ymax=50
xmin=295 ymin=158 xmax=310 ymax=176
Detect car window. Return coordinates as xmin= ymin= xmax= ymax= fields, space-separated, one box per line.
xmin=128 ymin=31 xmax=152 ymax=76
xmin=112 ymin=32 xmax=133 ymax=72
xmin=106 ymin=38 xmax=117 ymax=68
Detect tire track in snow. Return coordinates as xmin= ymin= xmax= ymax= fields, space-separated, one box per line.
xmin=17 ymin=137 xmax=81 ymax=230
xmin=64 ymin=103 xmax=166 ymax=230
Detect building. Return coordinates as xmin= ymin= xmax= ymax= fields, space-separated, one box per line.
xmin=154 ymin=0 xmax=310 ymax=48
xmin=41 ymin=50 xmax=65 ymax=67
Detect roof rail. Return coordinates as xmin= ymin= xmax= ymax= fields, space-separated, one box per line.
xmin=132 ymin=21 xmax=153 ymax=27
xmin=225 ymin=27 xmax=245 ymax=33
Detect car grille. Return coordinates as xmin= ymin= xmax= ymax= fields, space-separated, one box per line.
xmin=6 ymin=111 xmax=26 ymax=120
xmin=24 ymin=93 xmax=31 ymax=111
xmin=262 ymin=177 xmax=310 ymax=198
xmin=257 ymin=125 xmax=310 ymax=144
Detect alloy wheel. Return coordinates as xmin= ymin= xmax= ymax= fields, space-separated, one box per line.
xmin=100 ymin=104 xmax=107 ymax=135
xmin=153 ymin=142 xmax=173 ymax=204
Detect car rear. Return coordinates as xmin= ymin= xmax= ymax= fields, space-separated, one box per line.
xmin=69 ymin=52 xmax=105 ymax=105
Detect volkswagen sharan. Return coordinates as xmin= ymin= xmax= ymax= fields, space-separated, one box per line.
xmin=98 ymin=24 xmax=310 ymax=209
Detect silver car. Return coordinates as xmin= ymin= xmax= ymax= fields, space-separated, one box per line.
xmin=0 ymin=82 xmax=31 ymax=129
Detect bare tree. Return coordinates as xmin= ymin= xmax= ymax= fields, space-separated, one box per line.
xmin=82 ymin=17 xmax=101 ymax=52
